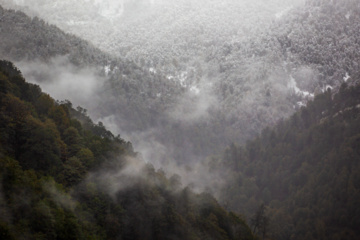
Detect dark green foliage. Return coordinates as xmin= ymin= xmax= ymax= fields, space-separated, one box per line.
xmin=215 ymin=83 xmax=360 ymax=240
xmin=0 ymin=4 xmax=183 ymax=135
xmin=2 ymin=0 xmax=360 ymax=173
xmin=0 ymin=61 xmax=254 ymax=240
xmin=250 ymin=204 xmax=269 ymax=240
xmin=18 ymin=116 xmax=62 ymax=173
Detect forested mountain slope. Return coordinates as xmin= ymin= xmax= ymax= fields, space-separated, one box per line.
xmin=8 ymin=0 xmax=357 ymax=136
xmin=207 ymin=0 xmax=360 ymax=137
xmin=0 ymin=0 xmax=303 ymax=65
xmin=1 ymin=0 xmax=360 ymax=186
xmin=210 ymin=81 xmax=360 ymax=240
xmin=0 ymin=5 xmax=182 ymax=144
xmin=1 ymin=1 xmax=360 ymax=239
xmin=0 ymin=60 xmax=254 ymax=240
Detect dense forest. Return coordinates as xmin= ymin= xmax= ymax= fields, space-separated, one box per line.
xmin=210 ymin=81 xmax=360 ymax=240
xmin=0 ymin=60 xmax=254 ymax=240
xmin=1 ymin=1 xmax=360 ymax=239
xmin=1 ymin=0 xmax=360 ymax=168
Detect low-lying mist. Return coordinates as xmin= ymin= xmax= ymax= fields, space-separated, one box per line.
xmin=16 ymin=49 xmax=322 ymax=198
xmin=16 ymin=56 xmax=231 ymax=195
xmin=7 ymin=0 xmax=321 ymax=198
xmin=16 ymin=56 xmax=105 ymax=110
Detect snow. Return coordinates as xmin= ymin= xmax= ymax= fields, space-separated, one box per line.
xmin=343 ymin=72 xmax=350 ymax=82
xmin=166 ymin=71 xmax=188 ymax=88
xmin=178 ymin=71 xmax=188 ymax=87
xmin=302 ymin=91 xmax=314 ymax=98
xmin=287 ymin=75 xmax=314 ymax=98
xmin=323 ymin=85 xmax=333 ymax=92
xmin=104 ymin=65 xmax=111 ymax=76
xmin=190 ymin=85 xmax=200 ymax=95
xmin=297 ymin=101 xmax=306 ymax=107
xmin=149 ymin=68 xmax=157 ymax=74
xmin=287 ymin=75 xmax=300 ymax=93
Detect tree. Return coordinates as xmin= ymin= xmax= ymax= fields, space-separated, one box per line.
xmin=76 ymin=148 xmax=95 ymax=169
xmin=19 ymin=116 xmax=62 ymax=173
xmin=35 ymin=93 xmax=54 ymax=116
xmin=63 ymin=127 xmax=82 ymax=157
xmin=59 ymin=156 xmax=86 ymax=187
xmin=250 ymin=204 xmax=269 ymax=240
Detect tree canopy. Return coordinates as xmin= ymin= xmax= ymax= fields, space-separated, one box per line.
xmin=0 ymin=60 xmax=254 ymax=240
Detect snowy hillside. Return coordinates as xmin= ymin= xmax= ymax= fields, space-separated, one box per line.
xmin=0 ymin=0 xmax=303 ymax=62
xmin=1 ymin=0 xmax=359 ymax=176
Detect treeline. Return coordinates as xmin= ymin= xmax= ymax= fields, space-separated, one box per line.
xmin=0 ymin=4 xmax=184 ymax=132
xmin=0 ymin=5 xmax=107 ymax=66
xmin=207 ymin=0 xmax=360 ymax=145
xmin=211 ymin=80 xmax=360 ymax=239
xmin=0 ymin=60 xmax=254 ymax=240
xmin=3 ymin=0 xmax=360 ymax=168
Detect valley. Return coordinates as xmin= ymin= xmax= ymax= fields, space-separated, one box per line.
xmin=0 ymin=0 xmax=360 ymax=239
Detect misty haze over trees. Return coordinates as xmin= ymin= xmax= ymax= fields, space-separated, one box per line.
xmin=0 ymin=0 xmax=360 ymax=239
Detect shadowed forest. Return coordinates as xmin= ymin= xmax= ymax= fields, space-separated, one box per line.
xmin=0 ymin=0 xmax=360 ymax=239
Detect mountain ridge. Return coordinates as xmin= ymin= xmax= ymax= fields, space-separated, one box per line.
xmin=0 ymin=59 xmax=254 ymax=240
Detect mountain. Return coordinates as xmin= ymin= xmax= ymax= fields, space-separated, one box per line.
xmin=209 ymin=81 xmax=360 ymax=240
xmin=0 ymin=5 xmax=186 ymax=162
xmin=0 ymin=60 xmax=254 ymax=240
xmin=0 ymin=0 xmax=307 ymax=155
xmin=1 ymin=1 xmax=360 ymax=239
xmin=1 ymin=0 xmax=360 ymax=186
xmin=0 ymin=0 xmax=304 ymax=60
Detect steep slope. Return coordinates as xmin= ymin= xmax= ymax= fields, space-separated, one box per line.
xmin=206 ymin=0 xmax=360 ymax=139
xmin=210 ymin=81 xmax=360 ymax=240
xmin=1 ymin=0 xmax=360 ymax=184
xmin=0 ymin=4 xmax=182 ymax=137
xmin=0 ymin=60 xmax=254 ymax=240
xmin=0 ymin=0 xmax=304 ymax=63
